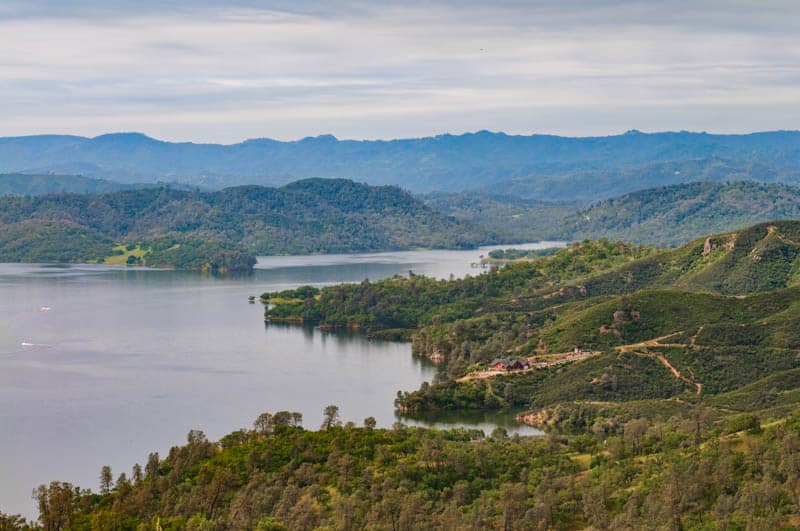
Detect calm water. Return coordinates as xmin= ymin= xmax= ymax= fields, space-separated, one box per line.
xmin=0 ymin=242 xmax=562 ymax=517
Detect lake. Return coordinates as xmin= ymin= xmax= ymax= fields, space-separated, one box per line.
xmin=0 ymin=242 xmax=562 ymax=518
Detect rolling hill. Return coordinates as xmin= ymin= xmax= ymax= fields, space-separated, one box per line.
xmin=430 ymin=181 xmax=800 ymax=247
xmin=265 ymin=221 xmax=800 ymax=417
xmin=565 ymin=181 xmax=800 ymax=246
xmin=486 ymin=156 xmax=800 ymax=203
xmin=422 ymin=192 xmax=574 ymax=244
xmin=0 ymin=179 xmax=493 ymax=271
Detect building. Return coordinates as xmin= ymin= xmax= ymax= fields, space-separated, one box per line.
xmin=489 ymin=358 xmax=530 ymax=372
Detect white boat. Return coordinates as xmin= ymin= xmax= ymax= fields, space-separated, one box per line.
xmin=39 ymin=306 xmax=52 ymax=312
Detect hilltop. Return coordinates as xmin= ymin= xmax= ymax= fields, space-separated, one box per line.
xmin=0 ymin=179 xmax=492 ymax=271
xmin=2 ymin=130 xmax=800 ymax=192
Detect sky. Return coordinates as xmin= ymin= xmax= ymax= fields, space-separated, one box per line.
xmin=0 ymin=0 xmax=798 ymax=143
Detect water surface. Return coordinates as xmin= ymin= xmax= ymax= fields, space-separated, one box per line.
xmin=0 ymin=242 xmax=562 ymax=517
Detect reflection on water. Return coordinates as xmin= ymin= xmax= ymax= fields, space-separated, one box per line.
xmin=0 ymin=243 xmax=560 ymax=517
xmin=401 ymin=409 xmax=542 ymax=436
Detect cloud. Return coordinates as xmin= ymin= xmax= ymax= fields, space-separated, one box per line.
xmin=0 ymin=1 xmax=797 ymax=141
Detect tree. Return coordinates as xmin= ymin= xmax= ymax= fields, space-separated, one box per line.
xmin=321 ymin=405 xmax=341 ymax=430
xmin=145 ymin=452 xmax=160 ymax=480
xmin=291 ymin=412 xmax=303 ymax=427
xmin=491 ymin=427 xmax=509 ymax=440
xmin=254 ymin=412 xmax=274 ymax=433
xmin=116 ymin=473 xmax=132 ymax=499
xmin=623 ymin=418 xmax=649 ymax=455
xmin=272 ymin=411 xmax=298 ymax=428
xmin=187 ymin=429 xmax=207 ymax=444
xmin=363 ymin=416 xmax=377 ymax=429
xmin=256 ymin=517 xmax=288 ymax=530
xmin=498 ymin=483 xmax=528 ymax=531
xmin=34 ymin=482 xmax=78 ymax=531
xmin=99 ymin=465 xmax=113 ymax=494
xmin=132 ymin=463 xmax=143 ymax=484
xmin=0 ymin=511 xmax=30 ymax=530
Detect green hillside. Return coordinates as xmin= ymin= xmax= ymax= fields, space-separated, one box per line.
xmin=487 ymin=157 xmax=800 ymax=203
xmin=423 ymin=191 xmax=574 ymax=243
xmin=428 ymin=181 xmax=800 ymax=248
xmin=17 ymin=399 xmax=800 ymax=529
xmin=0 ymin=179 xmax=493 ymax=271
xmin=265 ymin=221 xmax=800 ymax=418
xmin=0 ymin=220 xmax=115 ymax=263
xmin=566 ymin=181 xmax=800 ymax=246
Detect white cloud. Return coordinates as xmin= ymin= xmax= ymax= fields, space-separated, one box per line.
xmin=0 ymin=1 xmax=797 ymax=142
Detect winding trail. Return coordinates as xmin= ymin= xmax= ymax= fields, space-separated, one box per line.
xmin=690 ymin=326 xmax=704 ymax=348
xmin=616 ymin=332 xmax=703 ymax=395
xmin=653 ymin=352 xmax=703 ymax=395
xmin=616 ymin=331 xmax=688 ymax=353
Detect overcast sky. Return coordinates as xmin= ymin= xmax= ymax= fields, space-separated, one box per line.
xmin=0 ymin=0 xmax=798 ymax=142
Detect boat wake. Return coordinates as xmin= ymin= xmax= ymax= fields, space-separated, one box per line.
xmin=20 ymin=341 xmax=50 ymax=350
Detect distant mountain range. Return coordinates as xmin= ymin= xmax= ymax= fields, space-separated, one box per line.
xmin=2 ymin=130 xmax=800 ymax=193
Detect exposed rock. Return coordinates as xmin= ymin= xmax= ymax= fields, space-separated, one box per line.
xmin=428 ymin=350 xmax=445 ymax=363
xmin=703 ymin=237 xmax=713 ymax=255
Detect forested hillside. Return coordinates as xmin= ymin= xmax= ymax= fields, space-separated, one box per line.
xmin=487 ymin=157 xmax=800 ymax=203
xmin=266 ymin=221 xmax=800 ymax=418
xmin=429 ymin=181 xmax=800 ymax=247
xmin=0 ymin=179 xmax=492 ymax=271
xmin=11 ymin=406 xmax=800 ymax=529
xmin=564 ymin=181 xmax=800 ymax=246
xmin=423 ymin=192 xmax=573 ymax=244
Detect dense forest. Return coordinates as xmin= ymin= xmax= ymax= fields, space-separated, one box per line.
xmin=7 ymin=403 xmax=800 ymax=529
xmin=0 ymin=179 xmax=492 ymax=271
xmin=429 ymin=180 xmax=800 ymax=247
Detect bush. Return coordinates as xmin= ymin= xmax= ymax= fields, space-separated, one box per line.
xmin=723 ymin=414 xmax=762 ymax=435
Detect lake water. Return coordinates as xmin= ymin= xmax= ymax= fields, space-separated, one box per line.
xmin=0 ymin=242 xmax=562 ymax=518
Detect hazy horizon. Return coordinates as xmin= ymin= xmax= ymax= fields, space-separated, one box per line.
xmin=4 ymin=127 xmax=800 ymax=145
